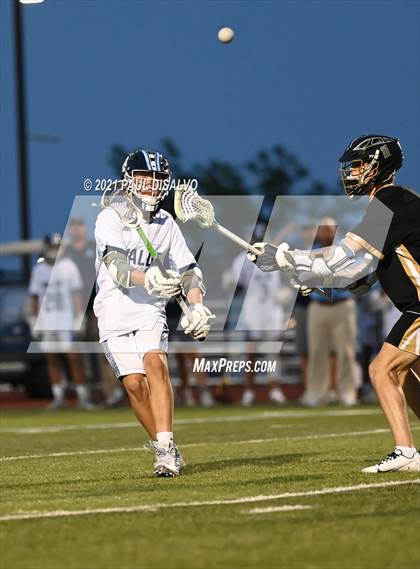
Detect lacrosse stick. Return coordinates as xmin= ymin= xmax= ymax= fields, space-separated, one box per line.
xmin=174 ymin=185 xmax=262 ymax=256
xmin=101 ymin=184 xmax=194 ymax=323
xmin=174 ymin=185 xmax=329 ymax=297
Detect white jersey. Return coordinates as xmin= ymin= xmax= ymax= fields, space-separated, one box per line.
xmin=29 ymin=257 xmax=82 ymax=331
xmin=230 ymin=252 xmax=284 ymax=332
xmin=94 ymin=208 xmax=196 ymax=342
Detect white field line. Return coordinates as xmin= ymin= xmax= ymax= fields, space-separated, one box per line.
xmin=0 ymin=409 xmax=382 ymax=435
xmin=245 ymin=504 xmax=314 ymax=514
xmin=273 ymin=426 xmax=420 ymax=440
xmin=2 ymin=426 xmax=418 ymax=463
xmin=0 ymin=480 xmax=418 ymax=522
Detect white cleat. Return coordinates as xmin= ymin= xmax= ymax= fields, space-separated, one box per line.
xmin=76 ymin=400 xmax=98 ymax=411
xmin=173 ymin=443 xmax=186 ymax=474
xmin=150 ymin=441 xmax=184 ymax=477
xmin=105 ymin=387 xmax=125 ymax=408
xmin=362 ymin=449 xmax=420 ymax=473
xmin=241 ymin=389 xmax=255 ymax=407
xmin=199 ymin=388 xmax=215 ymax=408
xmin=268 ymin=387 xmax=286 ymax=406
xmin=46 ymin=399 xmax=67 ymax=411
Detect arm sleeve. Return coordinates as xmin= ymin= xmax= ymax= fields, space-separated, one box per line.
xmin=167 ymin=219 xmax=198 ymax=274
xmin=346 ymin=189 xmax=403 ymax=260
xmin=94 ymin=210 xmax=127 ymax=256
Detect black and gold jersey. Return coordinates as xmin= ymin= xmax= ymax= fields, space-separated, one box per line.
xmin=346 ymin=185 xmax=420 ymax=314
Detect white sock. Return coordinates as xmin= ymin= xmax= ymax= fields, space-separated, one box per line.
xmin=396 ymin=446 xmax=417 ymax=458
xmin=156 ymin=432 xmax=173 ymax=450
xmin=52 ymin=384 xmax=65 ymax=401
xmin=76 ymin=384 xmax=89 ymax=403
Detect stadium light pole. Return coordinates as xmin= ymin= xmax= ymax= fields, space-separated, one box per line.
xmin=14 ymin=0 xmax=45 ymax=282
xmin=14 ymin=0 xmax=30 ymax=282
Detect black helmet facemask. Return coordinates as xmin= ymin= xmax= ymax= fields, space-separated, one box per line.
xmin=338 ymin=135 xmax=403 ymax=199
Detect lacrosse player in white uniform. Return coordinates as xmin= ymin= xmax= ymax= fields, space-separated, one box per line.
xmin=94 ymin=149 xmax=215 ymax=477
xmin=223 ymin=229 xmax=287 ymax=406
xmin=29 ymin=234 xmax=93 ymax=410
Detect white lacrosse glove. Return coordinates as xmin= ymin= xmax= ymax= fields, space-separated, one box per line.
xmin=144 ymin=266 xmax=182 ymax=299
xmin=180 ymin=303 xmax=215 ymax=341
xmin=290 ymin=278 xmax=313 ymax=297
xmin=246 ymin=242 xmax=266 ymax=263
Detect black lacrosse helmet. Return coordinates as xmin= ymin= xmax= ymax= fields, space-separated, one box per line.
xmin=339 ymin=135 xmax=403 ymax=198
xmin=42 ymin=233 xmax=62 ymax=264
xmin=122 ymin=149 xmax=171 ymax=216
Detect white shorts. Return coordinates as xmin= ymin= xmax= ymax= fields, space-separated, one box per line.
xmin=39 ymin=331 xmax=73 ymax=352
xmin=101 ymin=321 xmax=169 ymax=379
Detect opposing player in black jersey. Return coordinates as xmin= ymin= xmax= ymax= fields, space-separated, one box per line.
xmin=249 ymin=135 xmax=419 ymax=472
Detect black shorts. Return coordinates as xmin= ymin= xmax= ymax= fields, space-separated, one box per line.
xmin=385 ymin=312 xmax=420 ymax=356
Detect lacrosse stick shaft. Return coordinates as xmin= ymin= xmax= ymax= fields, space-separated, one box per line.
xmin=135 ymin=227 xmax=194 ymax=321
xmin=153 ymin=257 xmax=193 ymax=320
xmin=213 ymin=223 xmax=328 ymax=297
xmin=152 ymin=250 xmax=207 ymax=341
xmin=212 ymin=223 xmax=261 ymax=255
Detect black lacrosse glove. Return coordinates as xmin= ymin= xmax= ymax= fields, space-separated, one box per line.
xmin=246 ymin=243 xmax=281 ymax=272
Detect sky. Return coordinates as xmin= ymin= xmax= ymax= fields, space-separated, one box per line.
xmin=1 ymin=0 xmax=419 ymax=268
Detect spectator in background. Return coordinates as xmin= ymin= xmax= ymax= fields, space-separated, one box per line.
xmin=301 ymin=217 xmax=357 ymax=407
xmin=288 ymin=224 xmax=316 ymax=387
xmin=166 ymin=299 xmax=215 ymax=407
xmin=66 ymin=217 xmax=124 ymax=406
xmin=356 ymin=288 xmax=385 ymax=403
xmin=29 ymin=234 xmax=94 ymax=409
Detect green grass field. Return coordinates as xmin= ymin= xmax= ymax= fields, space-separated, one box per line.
xmin=1 ymin=404 xmax=419 ymax=569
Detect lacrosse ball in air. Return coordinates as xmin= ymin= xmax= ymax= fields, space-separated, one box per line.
xmin=218 ymin=27 xmax=234 ymax=43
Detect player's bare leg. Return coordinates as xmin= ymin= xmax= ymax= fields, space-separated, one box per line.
xmin=46 ymin=353 xmax=67 ymax=409
xmin=401 ymin=360 xmax=420 ymax=420
xmin=67 ymin=352 xmax=94 ymax=410
xmin=369 ymin=343 xmax=417 ymax=446
xmin=122 ymin=373 xmax=157 ymax=440
xmin=67 ymin=352 xmax=84 ymax=385
xmin=363 ymin=343 xmax=419 ymax=472
xmin=242 ymin=342 xmax=256 ymax=406
xmin=187 ymin=352 xmax=214 ymax=407
xmin=176 ymin=352 xmax=194 ymax=405
xmin=46 ymin=353 xmax=62 ymax=385
xmin=143 ymin=350 xmax=185 ymax=476
xmin=143 ymin=351 xmax=173 ymax=433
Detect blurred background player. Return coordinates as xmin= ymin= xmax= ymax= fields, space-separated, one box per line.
xmin=94 ymin=149 xmax=215 ymax=477
xmin=287 ymin=224 xmax=316 ymax=388
xmin=28 ymin=234 xmax=94 ymax=410
xmin=66 ymin=217 xmax=124 ymax=407
xmin=223 ymin=224 xmax=287 ymax=405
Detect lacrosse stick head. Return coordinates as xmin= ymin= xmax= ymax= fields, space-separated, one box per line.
xmin=101 ymin=181 xmax=142 ymax=228
xmin=174 ymin=184 xmax=215 ymax=228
